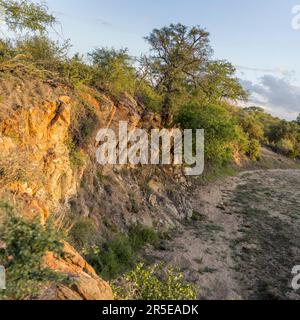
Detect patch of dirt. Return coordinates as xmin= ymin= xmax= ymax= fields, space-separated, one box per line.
xmin=146 ymin=166 xmax=300 ymax=300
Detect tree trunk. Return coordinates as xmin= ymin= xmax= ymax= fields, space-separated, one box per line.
xmin=162 ymin=85 xmax=173 ymax=127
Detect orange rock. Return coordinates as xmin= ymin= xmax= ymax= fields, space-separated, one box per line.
xmin=44 ymin=243 xmax=113 ymax=300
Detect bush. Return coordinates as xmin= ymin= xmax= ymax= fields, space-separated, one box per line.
xmin=175 ymin=103 xmax=237 ymax=165
xmin=69 ymin=97 xmax=99 ymax=149
xmin=135 ymin=80 xmax=163 ymax=112
xmin=113 ymin=263 xmax=197 ymax=300
xmin=0 ymin=202 xmax=65 ymax=300
xmin=239 ymin=114 xmax=265 ymax=142
xmin=276 ymin=138 xmax=295 ymax=157
xmin=89 ymin=47 xmax=137 ymax=98
xmin=0 ymin=39 xmax=15 ymax=62
xmin=68 ymin=216 xmax=98 ymax=250
xmin=15 ymin=35 xmax=70 ymax=71
xmin=65 ymin=138 xmax=86 ymax=169
xmin=87 ymin=234 xmax=134 ymax=280
xmin=60 ymin=54 xmax=94 ymax=87
xmin=86 ymin=224 xmax=159 ymax=280
xmin=128 ymin=223 xmax=159 ymax=251
xmin=246 ymin=139 xmax=261 ymax=160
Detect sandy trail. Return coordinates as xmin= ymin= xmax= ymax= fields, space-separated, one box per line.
xmin=147 ymin=168 xmax=300 ymax=300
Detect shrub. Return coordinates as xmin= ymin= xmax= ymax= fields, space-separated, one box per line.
xmin=65 ymin=138 xmax=86 ymax=169
xmin=113 ymin=263 xmax=197 ymax=300
xmin=135 ymin=80 xmax=163 ymax=112
xmin=87 ymin=234 xmax=134 ymax=280
xmin=233 ymin=125 xmax=251 ymax=156
xmin=246 ymin=139 xmax=261 ymax=160
xmin=60 ymin=54 xmax=94 ymax=87
xmin=0 ymin=39 xmax=15 ymax=62
xmin=0 ymin=202 xmax=65 ymax=300
xmin=15 ymin=35 xmax=70 ymax=71
xmin=68 ymin=216 xmax=98 ymax=250
xmin=69 ymin=98 xmax=99 ymax=148
xmin=175 ymin=103 xmax=237 ymax=165
xmin=89 ymin=47 xmax=137 ymax=98
xmin=128 ymin=223 xmax=159 ymax=251
xmin=86 ymin=224 xmax=159 ymax=280
xmin=276 ymin=138 xmax=295 ymax=157
xmin=239 ymin=114 xmax=265 ymax=142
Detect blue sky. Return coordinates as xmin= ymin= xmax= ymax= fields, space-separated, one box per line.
xmin=45 ymin=0 xmax=300 ymax=120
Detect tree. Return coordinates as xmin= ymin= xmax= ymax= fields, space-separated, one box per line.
xmin=144 ymin=23 xmax=212 ymax=125
xmin=0 ymin=0 xmax=55 ymax=32
xmin=89 ymin=47 xmax=136 ymax=97
xmin=197 ymin=60 xmax=248 ymax=104
xmin=15 ymin=35 xmax=69 ymax=65
xmin=296 ymin=113 xmax=300 ymax=125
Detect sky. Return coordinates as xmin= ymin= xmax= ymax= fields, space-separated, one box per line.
xmin=45 ymin=0 xmax=300 ymax=120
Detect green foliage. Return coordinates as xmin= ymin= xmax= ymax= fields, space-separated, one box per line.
xmin=135 ymin=80 xmax=163 ymax=112
xmin=68 ymin=216 xmax=97 ymax=250
xmin=86 ymin=224 xmax=159 ymax=280
xmin=0 ymin=0 xmax=56 ymax=32
xmin=0 ymin=39 xmax=14 ymax=62
xmin=0 ymin=202 xmax=65 ymax=300
xmin=60 ymin=54 xmax=94 ymax=86
xmin=175 ymin=102 xmax=237 ymax=165
xmin=267 ymin=120 xmax=300 ymax=158
xmin=15 ymin=35 xmax=70 ymax=71
xmin=87 ymin=234 xmax=134 ymax=280
xmin=128 ymin=223 xmax=159 ymax=251
xmin=239 ymin=113 xmax=265 ymax=142
xmin=89 ymin=47 xmax=136 ymax=98
xmin=144 ymin=23 xmax=247 ymax=125
xmin=246 ymin=139 xmax=261 ymax=160
xmin=276 ymin=138 xmax=295 ymax=156
xmin=296 ymin=113 xmax=300 ymax=126
xmin=190 ymin=210 xmax=206 ymax=222
xmin=65 ymin=138 xmax=86 ymax=169
xmin=197 ymin=60 xmax=248 ymax=104
xmin=144 ymin=23 xmax=212 ymax=124
xmin=1 ymin=35 xmax=92 ymax=87
xmin=241 ymin=107 xmax=300 ymax=159
xmin=113 ymin=263 xmax=197 ymax=300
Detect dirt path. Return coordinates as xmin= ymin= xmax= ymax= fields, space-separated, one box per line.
xmin=147 ymin=168 xmax=300 ymax=300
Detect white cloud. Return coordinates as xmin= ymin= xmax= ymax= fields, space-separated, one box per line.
xmin=236 ymin=66 xmax=295 ymax=78
xmin=240 ymin=75 xmax=300 ymax=120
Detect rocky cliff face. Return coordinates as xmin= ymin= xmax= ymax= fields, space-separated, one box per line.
xmin=0 ymin=74 xmax=112 ymax=300
xmin=71 ymin=91 xmax=193 ymax=233
xmin=0 ymin=71 xmax=193 ymax=300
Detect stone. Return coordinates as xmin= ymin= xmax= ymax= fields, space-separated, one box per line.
xmin=149 ymin=194 xmax=158 ymax=207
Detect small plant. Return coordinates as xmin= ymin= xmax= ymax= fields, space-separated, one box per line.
xmin=198 ymin=267 xmax=218 ymax=274
xmin=68 ymin=215 xmax=98 ymax=250
xmin=190 ymin=210 xmax=206 ymax=222
xmin=96 ymin=170 xmax=108 ymax=183
xmin=129 ymin=193 xmax=139 ymax=214
xmin=86 ymin=224 xmax=159 ymax=280
xmin=113 ymin=263 xmax=197 ymax=300
xmin=128 ymin=223 xmax=159 ymax=251
xmin=0 ymin=202 xmax=66 ymax=300
xmin=65 ymin=138 xmax=86 ymax=169
xmin=87 ymin=234 xmax=134 ymax=280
